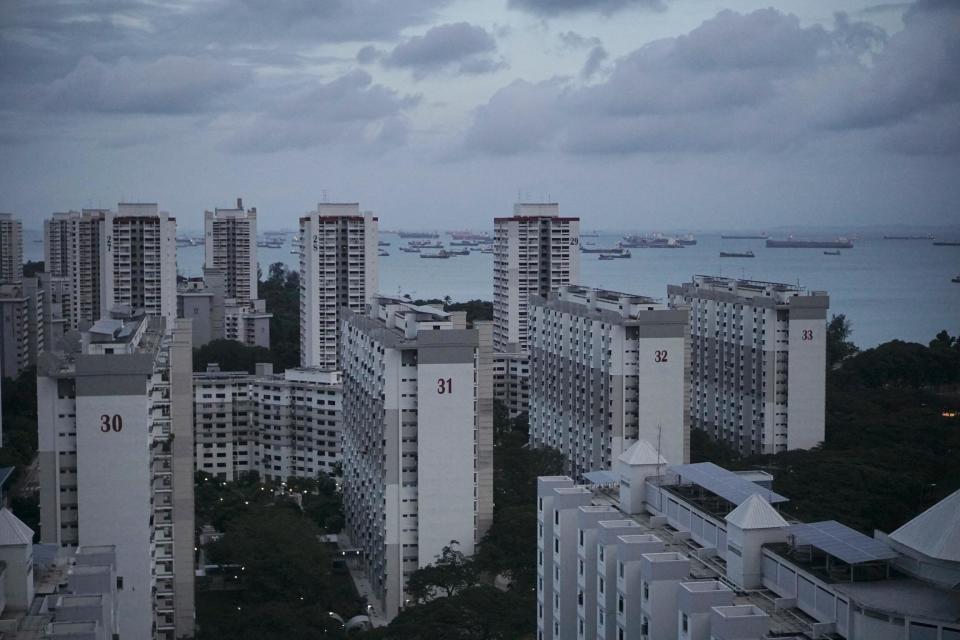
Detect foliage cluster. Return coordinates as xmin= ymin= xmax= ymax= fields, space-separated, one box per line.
xmin=195 ymin=471 xmax=360 ymax=639
xmin=0 ymin=368 xmax=40 ymax=539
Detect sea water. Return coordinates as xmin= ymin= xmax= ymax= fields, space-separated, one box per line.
xmin=23 ymin=230 xmax=960 ymax=349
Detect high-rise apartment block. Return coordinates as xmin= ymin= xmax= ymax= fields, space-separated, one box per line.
xmin=537 ymin=449 xmax=960 ymax=640
xmin=493 ymin=203 xmax=580 ymax=353
xmin=0 ymin=213 xmax=23 ymax=285
xmin=193 ymin=364 xmax=342 ymax=482
xmin=528 ymin=286 xmax=689 ymax=479
xmin=299 ymin=203 xmax=378 ymax=369
xmin=667 ymin=275 xmax=828 ymax=455
xmin=493 ymin=203 xmax=579 ymax=417
xmin=37 ymin=314 xmax=195 ymax=639
xmin=341 ymin=297 xmax=493 ymax=620
xmin=44 ymin=210 xmax=114 ymax=330
xmin=111 ymin=203 xmax=177 ymax=325
xmin=0 ymin=279 xmax=44 ymax=379
xmin=204 ymin=199 xmax=258 ymax=303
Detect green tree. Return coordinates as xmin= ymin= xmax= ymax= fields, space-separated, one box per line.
xmin=193 ymin=339 xmax=274 ymax=374
xmin=826 ymin=314 xmax=859 ymax=368
xmin=260 ymin=262 xmax=300 ymax=371
xmin=368 ymin=586 xmax=530 ymax=640
xmin=405 ymin=542 xmax=479 ymax=603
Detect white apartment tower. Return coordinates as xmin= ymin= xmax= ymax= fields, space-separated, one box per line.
xmin=0 ymin=213 xmax=24 ymax=285
xmin=341 ymin=297 xmax=493 ymax=620
xmin=493 ymin=203 xmax=580 ymax=353
xmin=528 ymin=286 xmax=689 ymax=479
xmin=111 ymin=203 xmax=177 ymax=325
xmin=204 ymin=198 xmax=258 ymax=303
xmin=299 ymin=203 xmax=378 ymax=369
xmin=667 ymin=275 xmax=829 ymax=455
xmin=44 ymin=210 xmax=114 ymax=330
xmin=36 ymin=314 xmax=195 ymax=639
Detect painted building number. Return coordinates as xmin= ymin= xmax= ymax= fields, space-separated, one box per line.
xmin=801 ymin=329 xmax=814 ymax=341
xmin=99 ymin=414 xmax=123 ymax=433
xmin=437 ymin=378 xmax=453 ymax=394
xmin=655 ymin=350 xmax=668 ymax=363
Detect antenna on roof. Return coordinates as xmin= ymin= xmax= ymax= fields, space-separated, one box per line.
xmin=321 ymin=189 xmax=328 ymax=203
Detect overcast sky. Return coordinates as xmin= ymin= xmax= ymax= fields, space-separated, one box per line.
xmin=1 ymin=0 xmax=958 ymax=231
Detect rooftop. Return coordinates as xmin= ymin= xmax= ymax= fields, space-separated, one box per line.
xmin=668 ymin=462 xmax=789 ymax=506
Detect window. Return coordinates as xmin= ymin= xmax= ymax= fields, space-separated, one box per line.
xmin=682 ymin=613 xmax=688 ymax=633
xmin=642 ymin=582 xmax=649 ymax=600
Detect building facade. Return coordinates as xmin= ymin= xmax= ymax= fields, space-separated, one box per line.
xmin=667 ymin=275 xmax=828 ymax=455
xmin=0 ymin=214 xmax=23 ymax=285
xmin=528 ymin=286 xmax=689 ymax=479
xmin=44 ymin=210 xmax=114 ymax=331
xmin=537 ymin=448 xmax=960 ymax=640
xmin=111 ymin=203 xmax=178 ymax=325
xmin=36 ymin=314 xmax=195 ymax=639
xmin=177 ymin=268 xmax=271 ymax=349
xmin=193 ymin=364 xmax=343 ymax=482
xmin=492 ymin=351 xmax=529 ymax=417
xmin=0 ymin=279 xmax=44 ymax=379
xmin=299 ymin=203 xmax=378 ymax=369
xmin=493 ymin=203 xmax=580 ymax=354
xmin=204 ymin=199 xmax=258 ymax=303
xmin=341 ymin=297 xmax=493 ymax=620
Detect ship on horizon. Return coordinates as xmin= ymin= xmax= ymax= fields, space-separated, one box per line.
xmin=766 ymin=237 xmax=854 ymax=249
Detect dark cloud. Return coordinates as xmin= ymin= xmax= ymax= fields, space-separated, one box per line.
xmin=223 ymin=70 xmax=419 ymax=153
xmin=558 ymin=31 xmax=602 ymax=50
xmin=461 ymin=4 xmax=960 ymax=157
xmin=508 ymin=0 xmax=664 ymax=17
xmin=382 ymin=23 xmax=503 ymax=78
xmin=0 ymin=0 xmax=451 ymax=83
xmin=580 ymin=46 xmax=608 ymax=78
xmin=41 ymin=56 xmax=252 ymax=114
xmin=356 ymin=46 xmax=384 ymax=64
xmin=461 ymin=79 xmax=566 ymax=155
xmin=818 ymin=1 xmax=960 ymax=131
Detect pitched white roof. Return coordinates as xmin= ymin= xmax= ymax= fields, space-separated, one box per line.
xmin=725 ymin=494 xmax=789 ymax=530
xmin=0 ymin=508 xmax=34 ymax=546
xmin=617 ymin=440 xmax=668 ymax=466
xmin=889 ymin=489 xmax=960 ymax=562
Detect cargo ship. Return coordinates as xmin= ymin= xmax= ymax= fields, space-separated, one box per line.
xmin=448 ymin=231 xmax=492 ymax=242
xmin=883 ymin=235 xmax=934 ymax=240
xmin=399 ymin=231 xmax=439 ymax=239
xmin=933 ymin=241 xmax=960 ymax=246
xmin=581 ymin=246 xmax=625 ymax=254
xmin=719 ymin=251 xmax=755 ymax=258
xmin=765 ymin=237 xmax=853 ymax=249
xmin=621 ymin=234 xmax=684 ymax=249
xmin=598 ymin=250 xmax=631 ymax=260
xmin=420 ymin=250 xmax=451 ymax=259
